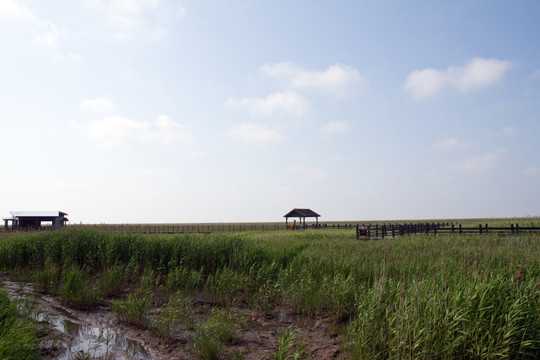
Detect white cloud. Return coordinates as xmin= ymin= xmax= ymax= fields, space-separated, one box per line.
xmin=261 ymin=62 xmax=368 ymax=96
xmin=435 ymin=137 xmax=459 ymax=149
xmin=87 ymin=114 xmax=189 ymax=146
xmin=448 ymin=149 xmax=507 ymax=173
xmin=500 ymin=126 xmax=517 ymax=136
xmin=448 ymin=58 xmax=511 ymax=92
xmin=434 ymin=137 xmax=471 ymax=150
xmin=227 ymin=91 xmax=311 ymax=118
xmin=403 ymin=68 xmax=447 ymax=99
xmin=321 ymin=121 xmax=349 ymax=134
xmin=84 ymin=0 xmax=184 ymax=40
xmin=404 ymin=58 xmax=511 ymax=99
xmin=80 ymin=98 xmax=119 ymax=115
xmin=0 ymin=0 xmax=63 ymax=47
xmin=260 ymin=61 xmax=298 ymax=77
xmin=228 ymin=123 xmax=285 ymax=145
xmin=148 ymin=115 xmax=189 ymax=144
xmin=52 ymin=52 xmax=83 ymax=64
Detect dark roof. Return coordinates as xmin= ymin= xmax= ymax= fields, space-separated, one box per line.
xmin=283 ymin=208 xmax=320 ymax=218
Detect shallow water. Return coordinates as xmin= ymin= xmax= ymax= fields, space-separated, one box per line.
xmin=54 ymin=314 xmax=153 ymax=360
xmin=1 ymin=277 xmax=155 ymax=360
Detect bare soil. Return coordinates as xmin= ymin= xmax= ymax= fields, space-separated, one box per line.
xmin=1 ymin=275 xmax=344 ymax=359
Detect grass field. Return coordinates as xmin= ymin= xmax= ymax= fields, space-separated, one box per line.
xmin=0 ymin=223 xmax=539 ymax=359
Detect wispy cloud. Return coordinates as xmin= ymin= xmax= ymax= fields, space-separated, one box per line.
xmin=228 ymin=122 xmax=285 ymax=145
xmin=448 ymin=149 xmax=507 ymax=173
xmin=261 ymin=62 xmax=368 ymax=97
xmin=80 ymin=97 xmax=190 ymax=146
xmin=83 ymin=0 xmax=185 ymax=40
xmin=404 ymin=57 xmax=511 ymax=99
xmin=52 ymin=52 xmax=83 ymax=64
xmin=434 ymin=137 xmax=470 ymax=150
xmin=87 ymin=114 xmax=190 ymax=146
xmin=80 ymin=98 xmax=119 ymax=115
xmin=0 ymin=0 xmax=63 ymax=47
xmin=227 ymin=91 xmax=311 ymax=118
xmin=320 ymin=121 xmax=349 ymax=134
xmin=500 ymin=126 xmax=517 ymax=136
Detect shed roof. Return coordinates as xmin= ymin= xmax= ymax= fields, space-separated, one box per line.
xmin=10 ymin=211 xmax=68 ymax=218
xmin=283 ymin=208 xmax=320 ymax=218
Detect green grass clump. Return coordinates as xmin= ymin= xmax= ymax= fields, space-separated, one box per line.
xmin=274 ymin=326 xmax=308 ymax=360
xmin=112 ymin=292 xmax=151 ymax=328
xmin=0 ymin=290 xmax=41 ymax=359
xmin=192 ymin=308 xmax=240 ymax=360
xmin=60 ymin=266 xmax=98 ymax=308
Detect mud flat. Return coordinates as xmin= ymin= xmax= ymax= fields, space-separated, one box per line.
xmin=1 ymin=275 xmax=342 ymax=359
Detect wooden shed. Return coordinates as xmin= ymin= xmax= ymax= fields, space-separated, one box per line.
xmin=283 ymin=208 xmax=320 ymax=229
xmin=3 ymin=211 xmax=68 ymax=230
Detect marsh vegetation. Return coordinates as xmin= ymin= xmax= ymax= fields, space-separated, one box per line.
xmin=0 ymin=225 xmax=538 ymax=359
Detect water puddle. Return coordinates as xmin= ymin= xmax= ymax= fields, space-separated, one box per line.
xmin=1 ymin=277 xmax=155 ymax=360
xmin=54 ymin=315 xmax=153 ymax=360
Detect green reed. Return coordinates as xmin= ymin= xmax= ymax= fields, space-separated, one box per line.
xmin=0 ymin=227 xmax=538 ymax=358
xmin=0 ymin=290 xmax=41 ymax=359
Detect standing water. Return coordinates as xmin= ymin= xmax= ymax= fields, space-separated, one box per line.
xmin=1 ymin=277 xmax=156 ymax=360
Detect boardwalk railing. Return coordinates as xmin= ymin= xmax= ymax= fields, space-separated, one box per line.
xmin=3 ymin=222 xmax=539 ymax=237
xmin=356 ymin=223 xmax=540 ymax=240
xmin=0 ymin=222 xmax=383 ymax=234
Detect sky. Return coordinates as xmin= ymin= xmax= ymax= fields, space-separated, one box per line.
xmin=1 ymin=0 xmax=539 ymax=224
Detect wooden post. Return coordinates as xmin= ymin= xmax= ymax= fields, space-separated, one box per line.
xmin=479 ymin=224 xmax=482 ymax=234
xmin=459 ymin=224 xmax=462 ymax=234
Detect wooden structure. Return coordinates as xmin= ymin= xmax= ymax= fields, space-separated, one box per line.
xmin=3 ymin=211 xmax=68 ymax=230
xmin=355 ymin=222 xmax=540 ymax=240
xmin=283 ymin=208 xmax=320 ymax=229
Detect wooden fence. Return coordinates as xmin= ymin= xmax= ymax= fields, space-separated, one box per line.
xmin=73 ymin=222 xmax=360 ymax=234
xmin=3 ymin=221 xmax=539 ymax=237
xmin=356 ymin=223 xmax=540 ymax=240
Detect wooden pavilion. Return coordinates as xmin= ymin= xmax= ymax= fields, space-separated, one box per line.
xmin=283 ymin=208 xmax=320 ymax=229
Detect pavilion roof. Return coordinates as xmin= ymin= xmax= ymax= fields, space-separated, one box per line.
xmin=283 ymin=208 xmax=320 ymax=218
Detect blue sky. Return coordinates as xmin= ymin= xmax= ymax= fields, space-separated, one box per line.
xmin=1 ymin=0 xmax=539 ymax=224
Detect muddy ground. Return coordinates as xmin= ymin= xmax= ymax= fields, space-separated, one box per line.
xmin=1 ymin=275 xmax=344 ymax=359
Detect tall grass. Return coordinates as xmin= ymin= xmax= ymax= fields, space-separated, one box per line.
xmin=0 ymin=227 xmax=539 ymax=358
xmin=346 ymin=273 xmax=539 ymax=359
xmin=0 ymin=290 xmax=41 ymax=359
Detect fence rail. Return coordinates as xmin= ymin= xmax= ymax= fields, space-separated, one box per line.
xmin=355 ymin=223 xmax=540 ymax=240
xmin=3 ymin=221 xmax=540 ymax=237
